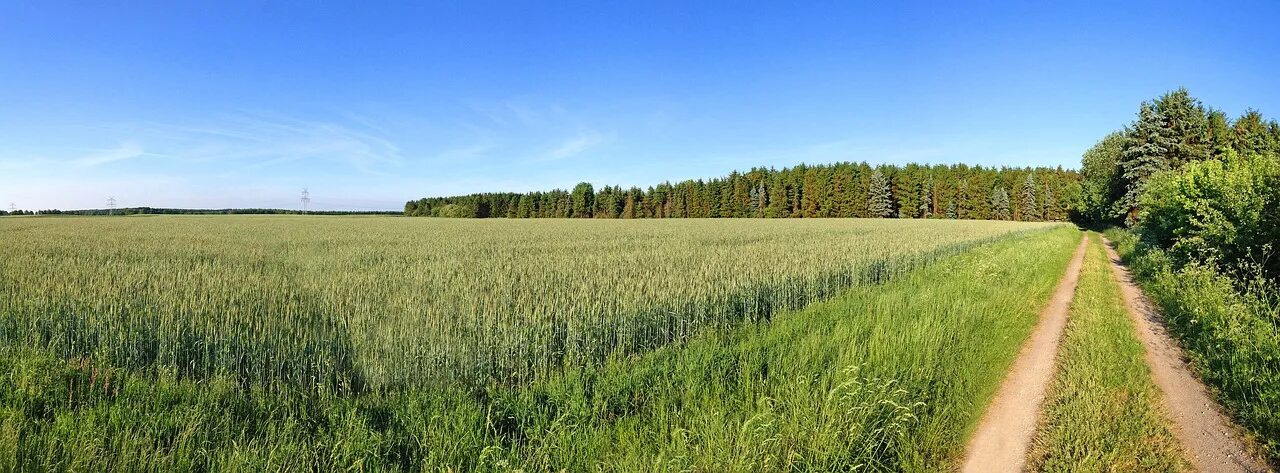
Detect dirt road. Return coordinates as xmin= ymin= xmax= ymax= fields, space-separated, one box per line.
xmin=961 ymin=235 xmax=1088 ymax=473
xmin=1102 ymin=238 xmax=1270 ymax=473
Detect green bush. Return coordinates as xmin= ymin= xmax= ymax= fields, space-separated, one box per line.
xmin=1138 ymin=151 xmax=1280 ymax=280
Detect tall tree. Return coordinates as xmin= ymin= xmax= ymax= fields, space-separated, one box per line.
xmin=867 ymin=168 xmax=893 ymax=217
xmin=990 ymin=186 xmax=1011 ymax=220
xmin=919 ymin=179 xmax=933 ymax=218
xmin=1231 ymin=109 xmax=1280 ymax=157
xmin=1077 ymin=132 xmax=1128 ymax=224
xmin=955 ymin=179 xmax=972 ymax=219
xmin=1153 ymin=88 xmax=1212 ymax=168
xmin=1019 ymin=173 xmax=1039 ymax=221
xmin=1041 ymin=183 xmax=1056 ymax=221
xmin=1120 ymin=103 xmax=1175 ymax=224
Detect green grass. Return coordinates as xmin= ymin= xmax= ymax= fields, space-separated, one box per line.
xmin=0 ymin=220 xmax=1079 ymax=470
xmin=1106 ymin=228 xmax=1280 ymax=465
xmin=1029 ymin=233 xmax=1188 ymax=472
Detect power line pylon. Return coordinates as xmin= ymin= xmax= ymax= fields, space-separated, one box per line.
xmin=301 ymin=188 xmax=311 ymax=214
xmin=107 ymin=196 xmax=117 ymax=216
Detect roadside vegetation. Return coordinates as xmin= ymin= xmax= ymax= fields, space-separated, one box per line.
xmin=1076 ymin=87 xmax=1280 ymax=464
xmin=1030 ymin=234 xmax=1187 ymax=472
xmin=1107 ymin=229 xmax=1279 ymax=463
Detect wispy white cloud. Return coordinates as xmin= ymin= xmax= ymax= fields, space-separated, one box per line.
xmin=72 ymin=141 xmax=146 ymax=167
xmin=548 ymin=130 xmax=614 ymax=160
xmin=89 ymin=113 xmax=404 ymax=175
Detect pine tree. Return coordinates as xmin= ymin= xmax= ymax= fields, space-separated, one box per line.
xmin=1041 ymin=183 xmax=1056 ymax=221
xmin=1154 ymin=88 xmax=1211 ymax=168
xmin=919 ymin=179 xmax=933 ymax=218
xmin=1231 ymin=109 xmax=1280 ymax=157
xmin=867 ymin=169 xmax=893 ymax=217
xmin=570 ymin=183 xmax=594 ymax=218
xmin=990 ymin=186 xmax=1011 ymax=220
xmin=1120 ymin=103 xmax=1175 ymax=224
xmin=1019 ymin=173 xmax=1039 ymax=221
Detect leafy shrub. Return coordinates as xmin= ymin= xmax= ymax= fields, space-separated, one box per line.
xmin=1138 ymin=151 xmax=1280 ymax=281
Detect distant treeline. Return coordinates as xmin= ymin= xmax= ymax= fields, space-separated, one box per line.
xmin=405 ymin=163 xmax=1081 ymax=221
xmin=1 ymin=207 xmax=401 ymax=216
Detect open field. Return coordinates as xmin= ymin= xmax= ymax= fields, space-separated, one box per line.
xmin=4 ymin=217 xmax=1270 ymax=470
xmin=0 ymin=216 xmax=1053 ymax=392
xmin=0 ymin=216 xmax=1071 ymax=469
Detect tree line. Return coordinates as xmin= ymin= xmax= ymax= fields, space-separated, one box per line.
xmin=1078 ymin=87 xmax=1280 ymax=281
xmin=1077 ymin=87 xmax=1280 ymax=227
xmin=1 ymin=208 xmax=401 ymax=216
xmin=405 ymin=163 xmax=1081 ymax=221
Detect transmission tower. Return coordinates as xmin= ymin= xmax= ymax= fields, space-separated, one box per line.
xmin=301 ymin=188 xmax=311 ymax=214
xmin=107 ymin=196 xmax=117 ymax=216
xmin=7 ymin=203 xmax=15 ymax=214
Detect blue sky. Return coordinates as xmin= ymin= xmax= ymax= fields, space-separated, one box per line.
xmin=1 ymin=1 xmax=1277 ymax=210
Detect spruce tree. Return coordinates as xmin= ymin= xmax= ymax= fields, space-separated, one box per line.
xmin=1154 ymin=88 xmax=1211 ymax=167
xmin=990 ymin=186 xmax=1011 ymax=220
xmin=1120 ymin=103 xmax=1174 ymax=224
xmin=1041 ymin=184 xmax=1055 ymax=221
xmin=867 ymin=169 xmax=893 ymax=217
xmin=1019 ymin=173 xmax=1039 ymax=221
xmin=919 ymin=179 xmax=933 ymax=218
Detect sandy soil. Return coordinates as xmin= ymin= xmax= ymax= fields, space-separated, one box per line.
xmin=961 ymin=235 xmax=1088 ymax=473
xmin=1102 ymin=238 xmax=1271 ymax=473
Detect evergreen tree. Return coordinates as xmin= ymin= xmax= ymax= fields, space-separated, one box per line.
xmin=753 ymin=180 xmax=767 ymax=217
xmin=955 ymin=179 xmax=972 ymax=219
xmin=990 ymin=186 xmax=1011 ymax=220
xmin=867 ymin=169 xmax=893 ymax=217
xmin=918 ymin=179 xmax=933 ymax=218
xmin=801 ymin=168 xmax=821 ymax=217
xmin=406 ymin=161 xmax=1082 ymax=221
xmin=1231 ymin=109 xmax=1280 ymax=157
xmin=1019 ymin=173 xmax=1039 ymax=221
xmin=1120 ymin=103 xmax=1175 ymax=224
xmin=1153 ymin=88 xmax=1211 ymax=168
xmin=1041 ymin=184 xmax=1056 ymax=221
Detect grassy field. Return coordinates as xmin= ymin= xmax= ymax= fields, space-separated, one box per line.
xmin=0 ymin=216 xmax=1071 ymax=469
xmin=1029 ymin=234 xmax=1187 ymax=472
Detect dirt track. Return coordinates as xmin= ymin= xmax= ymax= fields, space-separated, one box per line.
xmin=1102 ymin=238 xmax=1270 ymax=473
xmin=961 ymin=235 xmax=1088 ymax=473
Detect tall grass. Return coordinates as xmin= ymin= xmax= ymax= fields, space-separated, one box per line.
xmin=1029 ymin=234 xmax=1187 ymax=472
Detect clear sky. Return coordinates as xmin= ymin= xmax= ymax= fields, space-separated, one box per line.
xmin=2 ymin=1 xmax=1277 ymax=211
